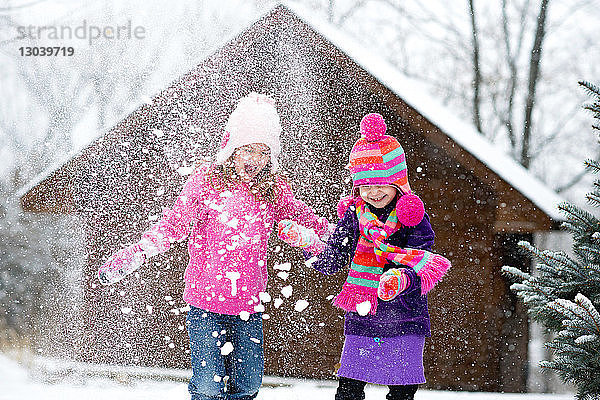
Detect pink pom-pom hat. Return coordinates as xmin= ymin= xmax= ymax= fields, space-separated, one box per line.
xmin=349 ymin=113 xmax=411 ymax=195
xmin=214 ymin=92 xmax=282 ymax=172
xmin=360 ymin=112 xmax=387 ymax=142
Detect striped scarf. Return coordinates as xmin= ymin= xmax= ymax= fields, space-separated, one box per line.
xmin=333 ymin=199 xmax=450 ymax=315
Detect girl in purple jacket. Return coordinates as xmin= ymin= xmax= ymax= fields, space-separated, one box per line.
xmin=279 ymin=113 xmax=451 ymax=400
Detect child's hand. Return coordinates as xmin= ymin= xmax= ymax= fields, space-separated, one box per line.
xmin=378 ymin=268 xmax=410 ymax=301
xmin=317 ymin=216 xmax=336 ymax=243
xmin=98 ymin=244 xmax=146 ymax=286
xmin=277 ymin=220 xmax=308 ymax=247
xmin=278 ymin=220 xmax=326 ymax=254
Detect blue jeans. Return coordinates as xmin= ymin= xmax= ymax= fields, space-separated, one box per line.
xmin=186 ymin=307 xmax=264 ymax=400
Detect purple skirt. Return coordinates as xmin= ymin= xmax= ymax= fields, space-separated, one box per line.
xmin=337 ymin=334 xmax=426 ymax=385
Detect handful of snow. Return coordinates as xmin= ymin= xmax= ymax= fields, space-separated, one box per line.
xmin=356 ymin=301 xmax=372 ymax=316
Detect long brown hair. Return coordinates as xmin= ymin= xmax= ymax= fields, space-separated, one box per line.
xmin=203 ymin=155 xmax=281 ymax=204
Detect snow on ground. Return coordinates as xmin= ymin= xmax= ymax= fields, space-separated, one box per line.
xmin=0 ymin=353 xmax=575 ymax=400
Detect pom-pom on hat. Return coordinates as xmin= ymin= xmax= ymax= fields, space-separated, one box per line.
xmin=215 ymin=92 xmax=282 ymax=172
xmin=360 ymin=112 xmax=387 ymax=142
xmin=349 ymin=113 xmax=412 ymax=195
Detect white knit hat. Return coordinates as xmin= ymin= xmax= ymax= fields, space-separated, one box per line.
xmin=215 ymin=92 xmax=282 ymax=172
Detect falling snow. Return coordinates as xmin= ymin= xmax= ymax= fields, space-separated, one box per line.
xmin=294 ymin=300 xmax=309 ymax=312
xmin=220 ymin=342 xmax=234 ymax=356
xmin=280 ymin=286 xmax=293 ymax=299
xmin=2 ymin=0 xmax=596 ymax=397
xmin=239 ymin=311 xmax=250 ymax=321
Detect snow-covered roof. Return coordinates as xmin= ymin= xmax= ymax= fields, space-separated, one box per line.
xmin=15 ymin=119 xmax=124 ymax=202
xmin=15 ymin=152 xmax=73 ymax=201
xmin=285 ymin=2 xmax=565 ymax=222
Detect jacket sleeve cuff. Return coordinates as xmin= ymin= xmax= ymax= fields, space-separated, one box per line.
xmin=302 ymin=239 xmax=326 ymax=256
xmin=400 ymin=267 xmax=420 ymax=294
xmin=140 ymin=225 xmax=171 ymax=256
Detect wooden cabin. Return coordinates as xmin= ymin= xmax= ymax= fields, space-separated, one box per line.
xmin=19 ymin=4 xmax=564 ymax=392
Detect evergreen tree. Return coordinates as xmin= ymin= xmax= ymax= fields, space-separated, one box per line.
xmin=503 ymin=81 xmax=600 ymax=400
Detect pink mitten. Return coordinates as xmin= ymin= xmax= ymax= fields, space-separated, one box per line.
xmin=315 ymin=216 xmax=334 ymax=242
xmin=140 ymin=225 xmax=170 ymax=256
xmin=278 ymin=220 xmax=305 ymax=247
xmin=378 ymin=269 xmax=410 ymax=301
xmin=98 ymin=244 xmax=146 ymax=285
xmin=277 ymin=220 xmax=325 ymax=254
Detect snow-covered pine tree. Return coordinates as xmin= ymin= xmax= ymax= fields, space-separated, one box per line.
xmin=502 ymin=80 xmax=600 ymax=400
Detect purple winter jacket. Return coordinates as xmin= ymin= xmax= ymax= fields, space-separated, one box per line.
xmin=311 ymin=200 xmax=435 ymax=338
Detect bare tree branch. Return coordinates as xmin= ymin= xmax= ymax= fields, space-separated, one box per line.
xmin=521 ymin=0 xmax=550 ymax=168
xmin=500 ymin=0 xmax=521 ymax=151
xmin=334 ymin=0 xmax=367 ymax=25
xmin=382 ymin=0 xmax=468 ymax=51
xmin=0 ymin=0 xmax=49 ymax=13
xmin=468 ymin=0 xmax=482 ymax=133
xmin=546 ymin=0 xmax=595 ymax=31
xmin=555 ymin=149 xmax=600 ymax=193
xmin=328 ymin=0 xmax=335 ymax=23
xmin=529 ymin=102 xmax=583 ymax=159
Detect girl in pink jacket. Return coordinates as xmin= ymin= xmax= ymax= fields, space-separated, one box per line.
xmin=98 ymin=93 xmax=329 ymax=400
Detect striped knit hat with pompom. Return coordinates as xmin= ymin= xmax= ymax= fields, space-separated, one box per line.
xmin=347 ymin=113 xmax=424 ymax=227
xmin=349 ymin=113 xmax=411 ymax=194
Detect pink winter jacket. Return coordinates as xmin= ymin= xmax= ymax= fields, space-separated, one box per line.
xmin=142 ymin=164 xmax=328 ymax=316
